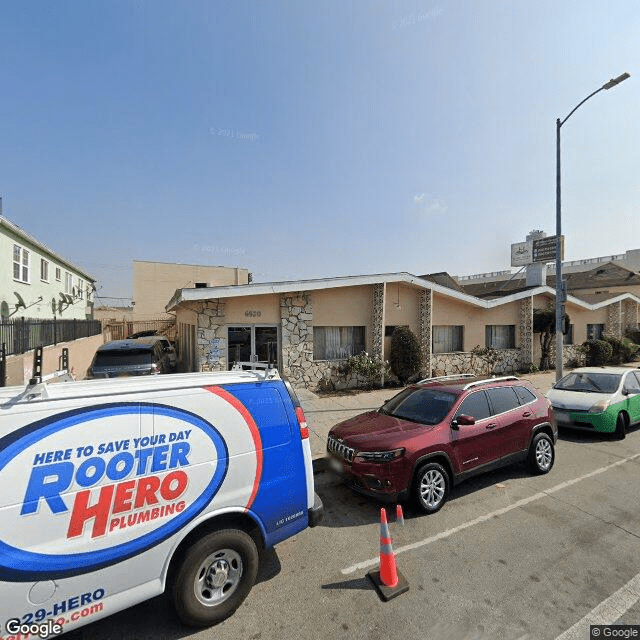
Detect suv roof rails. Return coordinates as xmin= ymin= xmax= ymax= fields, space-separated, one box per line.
xmin=462 ymin=375 xmax=519 ymax=390
xmin=417 ymin=373 xmax=475 ymax=384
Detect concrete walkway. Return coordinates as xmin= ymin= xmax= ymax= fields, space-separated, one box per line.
xmin=295 ymin=369 xmax=579 ymax=459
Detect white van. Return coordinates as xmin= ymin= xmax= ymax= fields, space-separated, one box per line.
xmin=0 ymin=367 xmax=322 ymax=636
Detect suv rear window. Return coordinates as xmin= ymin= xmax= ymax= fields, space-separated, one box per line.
xmin=514 ymin=385 xmax=537 ymax=405
xmin=486 ymin=386 xmax=520 ymax=415
xmin=94 ymin=350 xmax=153 ymax=367
xmin=380 ymin=388 xmax=457 ymax=425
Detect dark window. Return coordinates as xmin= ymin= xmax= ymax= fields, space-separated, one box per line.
xmin=94 ymin=349 xmax=153 ymax=367
xmin=624 ymin=372 xmax=640 ymax=393
xmin=586 ymin=324 xmax=605 ymax=340
xmin=514 ymin=386 xmax=537 ymax=405
xmin=380 ymin=388 xmax=457 ymax=425
xmin=563 ymin=324 xmax=574 ymax=345
xmin=432 ymin=325 xmax=463 ymax=353
xmin=455 ymin=391 xmax=491 ymax=421
xmin=485 ymin=325 xmax=516 ymax=349
xmin=486 ymin=387 xmax=520 ymax=415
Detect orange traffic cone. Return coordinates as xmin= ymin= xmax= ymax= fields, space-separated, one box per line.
xmin=367 ymin=507 xmax=409 ymax=601
xmin=396 ymin=504 xmax=405 ymax=526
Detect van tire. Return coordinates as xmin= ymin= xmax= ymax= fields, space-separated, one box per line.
xmin=171 ymin=528 xmax=259 ymax=627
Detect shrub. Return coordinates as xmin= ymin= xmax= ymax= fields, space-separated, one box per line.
xmin=470 ymin=345 xmax=501 ymax=375
xmin=605 ymin=336 xmax=639 ymax=364
xmin=389 ymin=327 xmax=423 ymax=385
xmin=625 ymin=329 xmax=640 ymax=345
xmin=337 ymin=351 xmax=390 ymax=388
xmin=580 ymin=339 xmax=613 ymax=366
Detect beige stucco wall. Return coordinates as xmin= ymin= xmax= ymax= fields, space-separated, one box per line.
xmin=224 ymin=294 xmax=280 ymax=324
xmin=565 ymin=303 xmax=608 ymax=344
xmin=133 ymin=261 xmax=249 ymax=319
xmin=1 ymin=222 xmax=95 ymax=321
xmin=432 ymin=293 xmax=521 ymax=350
xmin=5 ymin=333 xmax=104 ymax=386
xmin=383 ymin=283 xmax=421 ymax=356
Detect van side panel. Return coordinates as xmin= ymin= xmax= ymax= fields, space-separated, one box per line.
xmin=219 ymin=383 xmax=309 ymax=546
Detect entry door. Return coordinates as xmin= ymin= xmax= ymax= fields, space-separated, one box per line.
xmin=227 ymin=325 xmax=279 ymax=370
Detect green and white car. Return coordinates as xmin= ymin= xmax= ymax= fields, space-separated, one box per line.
xmin=546 ymin=367 xmax=640 ymax=439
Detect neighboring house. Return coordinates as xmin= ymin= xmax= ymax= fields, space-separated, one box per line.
xmin=132 ymin=260 xmax=249 ymax=320
xmin=166 ymin=272 xmax=640 ymax=388
xmin=0 ymin=213 xmax=96 ymax=321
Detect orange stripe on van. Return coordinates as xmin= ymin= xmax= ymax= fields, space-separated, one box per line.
xmin=204 ymin=386 xmax=263 ymax=512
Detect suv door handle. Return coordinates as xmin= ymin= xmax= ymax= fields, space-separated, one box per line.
xmin=486 ymin=423 xmax=497 ymax=429
xmin=522 ymin=411 xmax=532 ymax=417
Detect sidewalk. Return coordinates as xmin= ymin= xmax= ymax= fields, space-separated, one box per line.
xmin=296 ymin=369 xmax=560 ymax=460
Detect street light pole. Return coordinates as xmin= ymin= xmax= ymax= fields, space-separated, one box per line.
xmin=554 ymin=72 xmax=630 ymax=383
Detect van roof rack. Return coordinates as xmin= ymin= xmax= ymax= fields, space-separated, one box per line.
xmin=230 ymin=361 xmax=279 ymax=380
xmin=462 ymin=376 xmax=519 ymax=390
xmin=417 ymin=373 xmax=475 ymax=384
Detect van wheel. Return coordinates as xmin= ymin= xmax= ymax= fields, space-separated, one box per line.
xmin=615 ymin=412 xmax=628 ymax=440
xmin=412 ymin=462 xmax=449 ymax=514
xmin=172 ymin=529 xmax=259 ymax=627
xmin=528 ymin=432 xmax=554 ymax=474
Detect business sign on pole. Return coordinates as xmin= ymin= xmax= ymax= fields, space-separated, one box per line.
xmin=510 ymin=241 xmax=533 ymax=267
xmin=532 ymin=235 xmax=564 ymax=263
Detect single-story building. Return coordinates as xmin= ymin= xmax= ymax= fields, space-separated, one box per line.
xmin=166 ymin=273 xmax=640 ymax=388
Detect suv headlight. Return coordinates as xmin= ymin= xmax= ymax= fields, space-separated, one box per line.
xmin=353 ymin=448 xmax=405 ymax=463
xmin=589 ymin=398 xmax=611 ymax=413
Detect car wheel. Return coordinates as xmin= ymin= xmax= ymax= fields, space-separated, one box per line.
xmin=615 ymin=412 xmax=628 ymax=440
xmin=528 ymin=432 xmax=554 ymax=474
xmin=412 ymin=462 xmax=449 ymax=514
xmin=171 ymin=529 xmax=259 ymax=627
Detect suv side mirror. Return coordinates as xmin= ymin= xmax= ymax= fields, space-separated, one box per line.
xmin=452 ymin=414 xmax=475 ymax=430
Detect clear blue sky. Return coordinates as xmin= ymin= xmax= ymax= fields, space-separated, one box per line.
xmin=1 ymin=1 xmax=638 ymax=302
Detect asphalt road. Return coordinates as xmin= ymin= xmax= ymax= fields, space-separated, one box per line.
xmin=66 ymin=422 xmax=640 ymax=640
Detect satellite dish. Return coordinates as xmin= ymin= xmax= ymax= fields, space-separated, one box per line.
xmin=14 ymin=292 xmax=26 ymax=310
xmin=51 ymin=298 xmax=57 ymax=315
xmin=58 ymin=300 xmax=64 ymax=314
xmin=0 ymin=300 xmax=9 ymax=319
xmin=65 ymin=294 xmax=74 ymax=304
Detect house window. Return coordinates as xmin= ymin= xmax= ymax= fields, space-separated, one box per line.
xmin=55 ymin=267 xmax=61 ymax=281
xmin=40 ymin=259 xmax=49 ymax=282
xmin=563 ymin=324 xmax=574 ymax=345
xmin=313 ymin=326 xmax=365 ymax=360
xmin=433 ymin=325 xmax=464 ymax=353
xmin=587 ymin=324 xmax=605 ymax=340
xmin=77 ymin=278 xmax=84 ymax=299
xmin=65 ymin=272 xmax=73 ymax=294
xmin=13 ymin=244 xmax=30 ymax=283
xmin=485 ymin=325 xmax=516 ymax=349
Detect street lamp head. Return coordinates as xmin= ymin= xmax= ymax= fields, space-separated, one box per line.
xmin=602 ymin=72 xmax=630 ymax=90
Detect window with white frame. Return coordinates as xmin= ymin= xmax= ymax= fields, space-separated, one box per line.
xmin=313 ymin=326 xmax=365 ymax=360
xmin=55 ymin=267 xmax=62 ymax=281
xmin=432 ymin=325 xmax=464 ymax=353
xmin=65 ymin=272 xmax=73 ymax=294
xmin=13 ymin=244 xmax=30 ymax=283
xmin=485 ymin=325 xmax=516 ymax=349
xmin=40 ymin=259 xmax=49 ymax=282
xmin=77 ymin=278 xmax=84 ymax=299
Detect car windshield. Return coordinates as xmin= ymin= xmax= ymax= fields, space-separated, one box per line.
xmin=379 ymin=388 xmax=457 ymax=425
xmin=94 ymin=350 xmax=153 ymax=367
xmin=554 ymin=372 xmax=622 ymax=394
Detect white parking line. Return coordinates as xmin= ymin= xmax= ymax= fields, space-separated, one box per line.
xmin=341 ymin=452 xmax=640 ymax=575
xmin=555 ymin=572 xmax=640 ymax=639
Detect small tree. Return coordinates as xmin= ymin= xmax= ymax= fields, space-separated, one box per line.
xmin=390 ymin=327 xmax=423 ymax=385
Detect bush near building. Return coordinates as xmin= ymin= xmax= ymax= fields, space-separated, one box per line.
xmin=390 ymin=326 xmax=423 ymax=385
xmin=579 ymin=337 xmax=639 ymax=366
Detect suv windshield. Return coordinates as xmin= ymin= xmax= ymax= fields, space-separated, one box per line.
xmin=554 ymin=372 xmax=622 ymax=394
xmin=380 ymin=388 xmax=457 ymax=425
xmin=94 ymin=350 xmax=153 ymax=367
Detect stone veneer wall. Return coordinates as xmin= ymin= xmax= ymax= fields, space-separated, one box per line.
xmin=622 ymin=299 xmax=639 ymax=335
xmin=280 ymin=292 xmax=316 ymax=386
xmin=519 ymin=297 xmax=533 ymax=366
xmin=432 ymin=349 xmax=521 ymax=377
xmin=419 ymin=290 xmax=432 ymax=376
xmin=196 ymin=301 xmax=227 ymax=371
xmin=605 ymin=301 xmax=623 ymax=339
xmin=372 ymin=284 xmax=385 ymax=358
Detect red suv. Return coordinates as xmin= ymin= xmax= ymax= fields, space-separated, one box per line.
xmin=326 ymin=375 xmax=557 ymax=514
